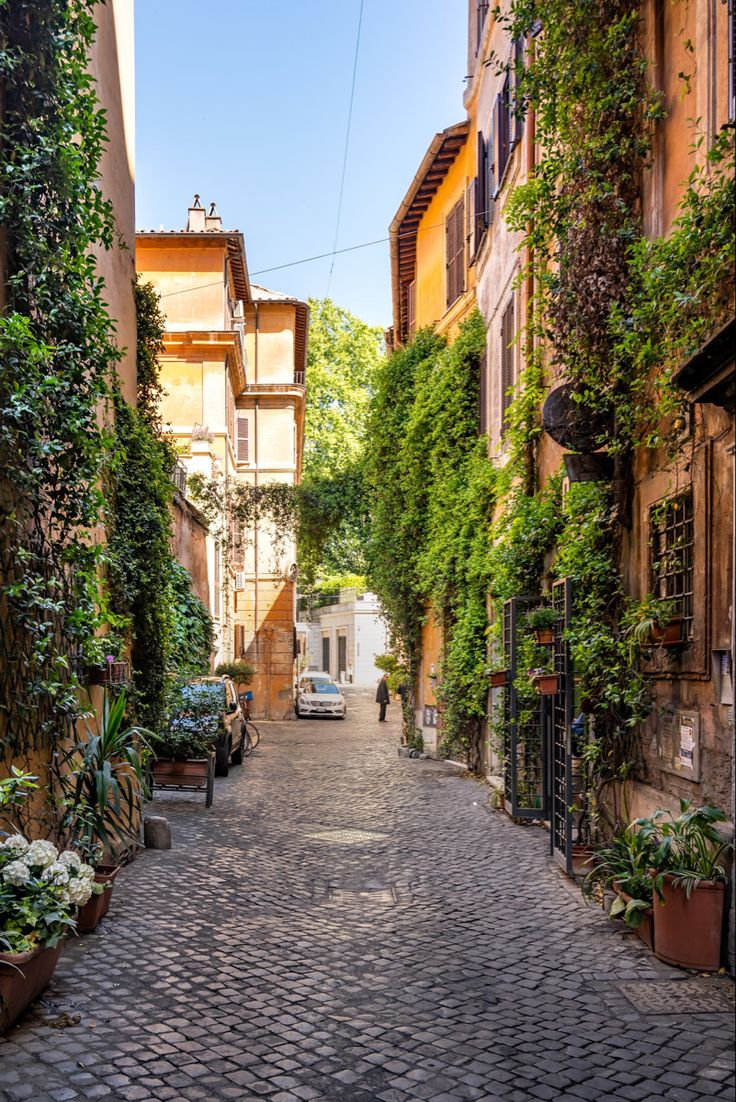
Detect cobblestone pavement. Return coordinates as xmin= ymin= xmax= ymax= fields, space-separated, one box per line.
xmin=2 ymin=693 xmax=735 ymax=1102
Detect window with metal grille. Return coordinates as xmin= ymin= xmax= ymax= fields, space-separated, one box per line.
xmin=500 ymin=297 xmax=516 ymax=437
xmin=650 ymin=491 xmax=694 ymax=638
xmin=445 ymin=198 xmax=466 ymax=308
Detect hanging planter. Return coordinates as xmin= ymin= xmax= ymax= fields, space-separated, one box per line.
xmin=531 ymin=671 xmax=560 ymax=696
xmin=488 ymin=669 xmax=510 ymax=688
xmin=525 ymin=606 xmax=558 ymax=645
xmin=85 ymin=660 xmax=130 ymax=686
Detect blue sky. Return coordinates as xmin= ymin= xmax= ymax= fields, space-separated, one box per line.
xmin=135 ymin=0 xmax=467 ymax=328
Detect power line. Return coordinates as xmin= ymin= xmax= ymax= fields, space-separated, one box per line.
xmin=326 ymin=0 xmax=365 ymax=297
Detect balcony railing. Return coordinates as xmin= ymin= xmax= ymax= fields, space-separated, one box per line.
xmin=171 ymin=461 xmax=187 ymax=495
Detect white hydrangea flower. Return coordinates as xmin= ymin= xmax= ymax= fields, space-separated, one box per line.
xmin=2 ymin=859 xmax=31 ymax=886
xmin=58 ymin=886 xmax=71 ymax=905
xmin=41 ymin=861 xmax=70 ymax=886
xmin=57 ymin=850 xmax=82 ymax=870
xmin=1 ymin=834 xmax=29 ymax=853
xmin=67 ymin=878 xmax=93 ymax=907
xmin=25 ymin=839 xmax=58 ymax=869
xmin=78 ymin=863 xmax=96 ymax=881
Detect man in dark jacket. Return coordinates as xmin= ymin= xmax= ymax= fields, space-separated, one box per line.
xmin=376 ymin=673 xmax=390 ymax=722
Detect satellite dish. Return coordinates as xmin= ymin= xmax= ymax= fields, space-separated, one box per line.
xmin=542 ymin=383 xmax=612 ymax=453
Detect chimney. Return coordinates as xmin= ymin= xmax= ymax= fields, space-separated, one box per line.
xmin=186 ymin=194 xmax=205 ymax=232
xmin=205 ymin=202 xmax=222 ymax=231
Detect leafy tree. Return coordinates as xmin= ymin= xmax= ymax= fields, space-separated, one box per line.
xmin=297 ymin=299 xmax=383 ymax=586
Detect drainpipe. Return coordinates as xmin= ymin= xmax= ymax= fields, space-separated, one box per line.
xmin=524 ymin=42 xmax=536 ymax=496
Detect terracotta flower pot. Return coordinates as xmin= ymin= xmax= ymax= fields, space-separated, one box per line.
xmin=653 ymin=874 xmax=725 ymax=971
xmin=489 ymin=670 xmax=509 ymax=688
xmin=534 ymin=628 xmax=555 ymax=645
xmin=76 ymin=864 xmax=121 ymax=933
xmin=650 ymin=619 xmax=684 ymax=647
xmin=613 ymin=882 xmax=655 ymax=951
xmin=0 ymin=943 xmax=64 ymax=1034
xmin=85 ymin=660 xmax=130 ymax=686
xmin=533 ymin=673 xmax=560 ymax=696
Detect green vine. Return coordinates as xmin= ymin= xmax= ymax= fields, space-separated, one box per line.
xmin=0 ymin=0 xmax=119 ymax=758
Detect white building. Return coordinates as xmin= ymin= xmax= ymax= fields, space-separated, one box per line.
xmin=302 ymin=591 xmax=389 ymax=686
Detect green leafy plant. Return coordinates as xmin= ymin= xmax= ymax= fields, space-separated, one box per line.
xmin=151 ymin=682 xmax=226 ymax=761
xmin=214 ymin=662 xmax=254 ymax=683
xmin=0 ymin=837 xmax=96 ymax=952
xmin=636 ymin=800 xmax=734 ymax=898
xmin=52 ymin=691 xmax=151 ymax=863
xmin=581 ymin=823 xmax=656 ymax=928
xmin=620 ymin=595 xmax=679 ymax=656
xmin=525 ymin=607 xmax=557 ymax=632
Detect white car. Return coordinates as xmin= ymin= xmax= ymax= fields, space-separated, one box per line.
xmin=295 ymin=673 xmax=347 ymax=720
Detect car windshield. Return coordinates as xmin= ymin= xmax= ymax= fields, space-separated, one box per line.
xmin=304 ymin=680 xmax=340 ymax=695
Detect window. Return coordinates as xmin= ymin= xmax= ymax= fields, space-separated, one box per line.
xmin=500 ymin=297 xmax=516 ymax=437
xmin=492 ymin=39 xmax=524 ymax=195
xmin=234 ymin=624 xmax=247 ymax=658
xmin=445 ymin=198 xmax=466 ymax=308
xmin=479 ymin=348 xmax=488 ymax=436
xmin=495 ymin=76 xmax=511 ymax=191
xmin=236 ymin=414 xmax=249 ymax=464
xmin=474 ymin=130 xmax=488 ymax=256
xmin=407 ymin=280 xmax=416 ymax=338
xmin=476 ymin=0 xmax=490 ymax=54
xmin=650 ymin=491 xmax=694 ymax=639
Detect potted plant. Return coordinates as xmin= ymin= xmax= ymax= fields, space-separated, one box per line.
xmin=526 ymin=606 xmax=558 ymax=645
xmin=485 ymin=667 xmax=509 ymax=688
xmin=581 ymin=824 xmax=657 ymax=949
xmin=149 ymin=684 xmax=220 ymax=806
xmin=1 ymin=775 xmax=96 ymax=1032
xmin=621 ymin=595 xmax=684 ymax=654
xmin=529 ymin=667 xmax=560 ymax=695
xmin=636 ymin=801 xmax=734 ymax=971
xmin=52 ymin=691 xmax=151 ymax=932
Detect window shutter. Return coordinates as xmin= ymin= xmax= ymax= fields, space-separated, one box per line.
xmin=475 ymin=130 xmax=488 ymax=249
xmin=487 ymin=116 xmax=496 ymax=208
xmin=479 ymin=348 xmax=488 ymax=435
xmin=236 ymin=415 xmax=249 ymax=463
xmin=500 ymin=298 xmax=515 ymax=436
xmin=446 ymin=198 xmax=466 ymax=307
xmin=232 ymin=517 xmax=244 ymax=570
xmin=511 ymin=37 xmax=524 ymax=146
xmin=446 ymin=211 xmax=454 ymax=308
xmin=407 ymin=280 xmax=416 ymax=337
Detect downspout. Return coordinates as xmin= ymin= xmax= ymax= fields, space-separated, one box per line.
xmin=253 ymin=303 xmax=261 ymax=712
xmin=524 ymin=43 xmax=536 ymax=497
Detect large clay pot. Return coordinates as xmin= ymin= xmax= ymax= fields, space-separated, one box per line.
xmin=76 ymin=864 xmax=121 ymax=933
xmin=0 ymin=943 xmax=64 ymax=1033
xmin=614 ymin=883 xmax=655 ymax=952
xmin=653 ymin=874 xmax=725 ymax=971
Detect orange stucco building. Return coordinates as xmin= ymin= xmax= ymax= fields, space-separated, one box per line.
xmin=137 ymin=201 xmax=308 ymax=719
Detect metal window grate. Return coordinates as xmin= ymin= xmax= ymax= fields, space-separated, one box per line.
xmin=650 ymin=491 xmax=694 ymax=638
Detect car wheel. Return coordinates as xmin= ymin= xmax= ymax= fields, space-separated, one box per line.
xmin=215 ymin=741 xmax=231 ymax=777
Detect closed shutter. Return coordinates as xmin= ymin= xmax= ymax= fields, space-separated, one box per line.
xmin=487 ymin=117 xmax=496 ymax=208
xmin=496 ymin=78 xmax=511 ymax=189
xmin=446 ymin=198 xmax=465 ymax=308
xmin=479 ymin=348 xmax=488 ymax=435
xmin=236 ymin=415 xmax=249 ymax=463
xmin=511 ymin=37 xmax=524 ymax=146
xmin=407 ymin=280 xmax=416 ymax=337
xmin=500 ymin=298 xmax=516 ymax=436
xmin=474 ymin=129 xmax=488 ymax=252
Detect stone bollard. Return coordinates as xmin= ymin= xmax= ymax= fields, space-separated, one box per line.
xmin=144 ymin=815 xmax=172 ymax=850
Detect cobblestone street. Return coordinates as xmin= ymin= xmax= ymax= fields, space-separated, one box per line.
xmin=1 ymin=693 xmax=734 ymax=1102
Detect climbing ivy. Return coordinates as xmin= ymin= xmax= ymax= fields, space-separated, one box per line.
xmin=367 ymin=313 xmax=493 ymax=766
xmin=0 ymin=0 xmax=119 ymax=758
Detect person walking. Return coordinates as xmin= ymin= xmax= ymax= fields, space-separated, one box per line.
xmin=376 ymin=673 xmax=390 ymax=722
